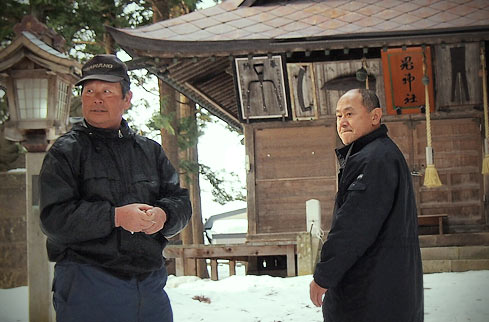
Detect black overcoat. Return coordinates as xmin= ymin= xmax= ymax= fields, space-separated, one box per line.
xmin=313 ymin=124 xmax=424 ymax=322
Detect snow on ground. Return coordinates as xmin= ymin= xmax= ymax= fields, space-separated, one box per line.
xmin=1 ymin=268 xmax=488 ymax=322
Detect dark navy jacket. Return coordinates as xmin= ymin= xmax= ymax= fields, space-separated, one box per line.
xmin=314 ymin=124 xmax=424 ymax=322
xmin=39 ymin=119 xmax=192 ymax=276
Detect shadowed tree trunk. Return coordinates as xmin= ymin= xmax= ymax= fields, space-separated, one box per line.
xmin=152 ymin=0 xmax=208 ymax=278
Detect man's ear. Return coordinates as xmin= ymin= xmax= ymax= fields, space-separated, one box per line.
xmin=371 ymin=107 xmax=382 ymax=125
xmin=123 ymin=90 xmax=133 ymax=110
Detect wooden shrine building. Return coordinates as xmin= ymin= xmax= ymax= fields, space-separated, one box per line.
xmin=108 ymin=0 xmax=489 ymax=276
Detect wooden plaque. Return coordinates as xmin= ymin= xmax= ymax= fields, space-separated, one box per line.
xmin=235 ymin=55 xmax=289 ymax=120
xmin=286 ymin=63 xmax=318 ymax=120
xmin=382 ymin=46 xmax=435 ymax=115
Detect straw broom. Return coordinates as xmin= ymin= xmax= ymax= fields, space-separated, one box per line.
xmin=422 ymin=47 xmax=442 ymax=187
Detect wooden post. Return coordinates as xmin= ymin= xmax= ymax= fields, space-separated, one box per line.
xmin=175 ymin=256 xmax=185 ymax=277
xmin=296 ymin=232 xmax=313 ymax=275
xmin=229 ymin=260 xmax=236 ymax=276
xmin=210 ymin=259 xmax=218 ymax=281
xmin=286 ymin=244 xmax=296 ymax=277
xmin=26 ymin=152 xmax=55 ymax=322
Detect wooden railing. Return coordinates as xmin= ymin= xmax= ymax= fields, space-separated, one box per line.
xmin=164 ymin=241 xmax=297 ymax=281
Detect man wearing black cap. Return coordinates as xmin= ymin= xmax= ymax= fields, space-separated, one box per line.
xmin=39 ymin=54 xmax=192 ymax=322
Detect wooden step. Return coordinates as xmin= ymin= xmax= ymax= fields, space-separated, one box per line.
xmin=421 ymin=246 xmax=489 ymax=260
xmin=423 ymin=259 xmax=489 ymax=273
xmin=421 ymin=245 xmax=489 ymax=273
xmin=419 ymin=232 xmax=489 ymax=247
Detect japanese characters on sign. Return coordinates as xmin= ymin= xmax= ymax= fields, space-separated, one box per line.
xmin=382 ymin=46 xmax=435 ymax=115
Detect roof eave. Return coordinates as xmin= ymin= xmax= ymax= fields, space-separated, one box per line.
xmin=107 ymin=24 xmax=489 ymax=58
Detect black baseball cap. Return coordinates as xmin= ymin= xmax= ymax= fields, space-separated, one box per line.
xmin=75 ymin=54 xmax=130 ymax=86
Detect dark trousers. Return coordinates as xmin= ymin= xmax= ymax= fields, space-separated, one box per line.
xmin=52 ymin=261 xmax=172 ymax=322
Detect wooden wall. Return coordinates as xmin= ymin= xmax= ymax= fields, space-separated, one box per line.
xmin=245 ymin=121 xmax=337 ymax=240
xmin=387 ymin=117 xmax=484 ymax=232
xmin=244 ymin=41 xmax=488 ymax=241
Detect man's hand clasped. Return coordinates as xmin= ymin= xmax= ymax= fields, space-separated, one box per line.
xmin=115 ymin=203 xmax=167 ymax=234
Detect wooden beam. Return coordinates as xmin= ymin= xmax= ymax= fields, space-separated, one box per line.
xmin=244 ymin=125 xmax=257 ymax=235
xmin=184 ymin=82 xmax=240 ymax=126
xmin=180 ymin=244 xmax=296 ymax=258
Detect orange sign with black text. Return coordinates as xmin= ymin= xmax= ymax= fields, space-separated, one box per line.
xmin=382 ymin=46 xmax=435 ymax=115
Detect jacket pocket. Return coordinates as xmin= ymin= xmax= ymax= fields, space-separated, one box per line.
xmin=81 ymin=166 xmax=117 ymax=201
xmin=131 ymin=173 xmax=159 ymax=204
xmin=347 ymin=180 xmax=366 ymax=191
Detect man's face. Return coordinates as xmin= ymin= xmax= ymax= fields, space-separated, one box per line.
xmin=81 ymin=80 xmax=132 ymax=129
xmin=336 ymin=90 xmax=381 ymax=145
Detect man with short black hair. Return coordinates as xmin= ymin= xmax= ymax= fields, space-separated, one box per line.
xmin=40 ymin=54 xmax=191 ymax=322
xmin=310 ymin=89 xmax=424 ymax=321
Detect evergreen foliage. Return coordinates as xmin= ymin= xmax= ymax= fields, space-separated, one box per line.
xmin=0 ymin=0 xmax=244 ymax=205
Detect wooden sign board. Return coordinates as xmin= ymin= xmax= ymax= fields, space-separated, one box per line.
xmin=382 ymin=46 xmax=435 ymax=115
xmin=234 ymin=55 xmax=289 ymax=120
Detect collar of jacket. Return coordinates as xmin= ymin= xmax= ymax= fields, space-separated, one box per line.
xmin=74 ymin=118 xmax=134 ymax=139
xmin=335 ymin=124 xmax=388 ymax=168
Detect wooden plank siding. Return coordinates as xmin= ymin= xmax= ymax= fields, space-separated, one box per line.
xmin=249 ymin=124 xmax=338 ymax=236
xmin=246 ymin=115 xmax=485 ymax=240
xmin=314 ymin=59 xmax=386 ymax=116
xmin=417 ymin=118 xmax=483 ymax=229
xmin=387 ymin=117 xmax=484 ymax=231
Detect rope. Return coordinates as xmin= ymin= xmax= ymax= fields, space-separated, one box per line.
xmin=480 ymin=45 xmax=489 ymax=175
xmin=422 ymin=49 xmax=432 ymax=148
xmin=309 ymin=221 xmax=325 ymax=243
xmin=482 ymin=46 xmax=488 ymax=140
xmin=422 ymin=46 xmax=442 ymax=187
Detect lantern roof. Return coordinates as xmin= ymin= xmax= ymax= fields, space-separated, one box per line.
xmin=0 ymin=25 xmax=81 ymax=78
xmin=0 ymin=17 xmax=81 ymax=148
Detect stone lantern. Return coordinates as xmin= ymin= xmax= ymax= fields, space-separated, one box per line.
xmin=0 ymin=15 xmax=81 ymax=152
xmin=0 ymin=15 xmax=80 ymax=322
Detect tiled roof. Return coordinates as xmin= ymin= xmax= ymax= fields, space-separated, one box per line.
xmin=119 ymin=0 xmax=489 ymax=42
xmin=107 ymin=0 xmax=489 ymax=129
